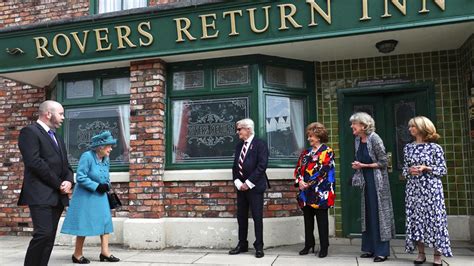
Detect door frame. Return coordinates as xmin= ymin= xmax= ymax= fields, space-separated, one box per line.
xmin=337 ymin=82 xmax=436 ymax=238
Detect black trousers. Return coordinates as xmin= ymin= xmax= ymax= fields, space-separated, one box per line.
xmin=302 ymin=206 xmax=329 ymax=249
xmin=237 ymin=189 xmax=264 ymax=250
xmin=25 ymin=205 xmax=63 ymax=266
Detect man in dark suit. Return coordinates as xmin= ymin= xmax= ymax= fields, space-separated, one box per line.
xmin=18 ymin=100 xmax=74 ymax=266
xmin=229 ymin=118 xmax=269 ymax=258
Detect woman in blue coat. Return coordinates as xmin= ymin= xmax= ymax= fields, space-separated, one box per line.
xmin=61 ymin=131 xmax=120 ymax=263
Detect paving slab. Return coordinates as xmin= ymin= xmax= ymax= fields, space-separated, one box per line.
xmin=194 ymin=253 xmax=277 ymax=265
xmin=273 ymin=255 xmax=357 ymax=266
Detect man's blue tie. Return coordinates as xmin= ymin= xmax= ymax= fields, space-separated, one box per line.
xmin=48 ymin=130 xmax=59 ymax=148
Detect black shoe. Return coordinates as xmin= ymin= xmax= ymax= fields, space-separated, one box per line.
xmin=228 ymin=244 xmax=248 ymax=255
xmin=72 ymin=255 xmax=90 ymax=264
xmin=99 ymin=254 xmax=120 ymax=262
xmin=360 ymin=252 xmax=374 ymax=258
xmin=299 ymin=245 xmax=315 ymax=255
xmin=255 ymin=249 xmax=264 ymax=258
xmin=414 ymin=252 xmax=426 ymax=264
xmin=318 ymin=248 xmax=328 ymax=258
xmin=373 ymin=256 xmax=387 ymax=262
xmin=414 ymin=257 xmax=426 ymax=264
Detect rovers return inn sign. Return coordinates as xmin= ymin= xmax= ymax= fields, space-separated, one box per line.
xmin=0 ymin=0 xmax=472 ymax=74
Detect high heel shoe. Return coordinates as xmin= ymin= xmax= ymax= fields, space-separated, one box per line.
xmin=414 ymin=252 xmax=426 ymax=264
xmin=432 ymin=253 xmax=442 ymax=266
xmin=99 ymin=253 xmax=120 ymax=262
xmin=318 ymin=247 xmax=328 ymax=258
xmin=72 ymin=255 xmax=90 ymax=264
xmin=299 ymin=245 xmax=315 ymax=255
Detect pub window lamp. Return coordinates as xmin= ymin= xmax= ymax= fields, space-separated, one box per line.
xmin=375 ymin=39 xmax=398 ymax=54
xmin=97 ymin=0 xmax=147 ymax=14
xmin=58 ymin=68 xmax=131 ymax=171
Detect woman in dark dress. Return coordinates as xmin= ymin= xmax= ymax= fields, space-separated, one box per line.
xmin=350 ymin=112 xmax=395 ymax=263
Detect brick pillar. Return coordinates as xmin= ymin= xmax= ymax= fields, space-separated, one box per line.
xmin=129 ymin=59 xmax=166 ymax=218
xmin=0 ymin=79 xmax=45 ymax=235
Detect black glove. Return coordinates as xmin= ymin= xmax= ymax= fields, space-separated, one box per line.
xmin=96 ymin=183 xmax=109 ymax=193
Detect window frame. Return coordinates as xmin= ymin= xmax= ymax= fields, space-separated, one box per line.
xmin=166 ymin=55 xmax=315 ymax=170
xmin=90 ymin=0 xmax=149 ymax=15
xmin=57 ymin=67 xmax=131 ymax=172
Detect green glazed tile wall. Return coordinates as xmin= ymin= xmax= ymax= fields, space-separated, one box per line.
xmin=315 ymin=36 xmax=474 ymax=236
xmin=459 ymin=35 xmax=474 ymax=216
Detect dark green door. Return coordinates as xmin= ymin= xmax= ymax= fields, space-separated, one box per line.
xmin=338 ymin=84 xmax=435 ymax=237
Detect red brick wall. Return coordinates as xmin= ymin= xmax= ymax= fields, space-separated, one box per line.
xmin=129 ymin=59 xmax=167 ymax=219
xmin=0 ymin=0 xmax=90 ymax=236
xmin=0 ymin=0 xmax=89 ymax=29
xmin=0 ymin=82 xmax=46 ymax=235
xmin=164 ymin=180 xmax=300 ymax=218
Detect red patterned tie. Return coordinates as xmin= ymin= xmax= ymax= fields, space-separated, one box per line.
xmin=238 ymin=141 xmax=248 ymax=178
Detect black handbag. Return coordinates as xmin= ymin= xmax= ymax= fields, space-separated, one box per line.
xmin=107 ymin=186 xmax=122 ymax=209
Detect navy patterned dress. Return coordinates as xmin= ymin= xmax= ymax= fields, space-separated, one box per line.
xmin=403 ymin=142 xmax=452 ymax=257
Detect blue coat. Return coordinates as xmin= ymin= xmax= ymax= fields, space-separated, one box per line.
xmin=61 ymin=150 xmax=113 ymax=236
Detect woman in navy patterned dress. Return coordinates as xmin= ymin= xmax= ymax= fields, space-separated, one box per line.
xmin=403 ymin=116 xmax=452 ymax=266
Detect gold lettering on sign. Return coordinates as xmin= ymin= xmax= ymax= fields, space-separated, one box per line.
xmin=115 ymin=25 xmax=137 ymax=49
xmin=248 ymin=6 xmax=271 ymax=33
xmin=70 ymin=30 xmax=90 ymax=54
xmin=174 ymin=17 xmax=197 ymax=42
xmin=306 ymin=0 xmax=331 ymax=26
xmin=52 ymin=33 xmax=71 ymax=56
xmin=33 ymin=37 xmax=54 ymax=58
xmin=223 ymin=10 xmax=243 ymax=36
xmin=360 ymin=0 xmax=372 ymax=21
xmin=382 ymin=0 xmax=407 ymax=18
xmin=199 ymin=13 xmax=219 ymax=39
xmin=419 ymin=0 xmax=445 ymax=13
xmin=278 ymin=4 xmax=303 ymax=30
xmin=94 ymin=28 xmax=112 ymax=51
xmin=138 ymin=22 xmax=153 ymax=46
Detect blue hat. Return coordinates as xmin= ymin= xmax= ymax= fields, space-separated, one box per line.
xmin=89 ymin=131 xmax=117 ymax=149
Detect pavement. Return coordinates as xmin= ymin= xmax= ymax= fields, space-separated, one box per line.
xmin=1 ymin=236 xmax=473 ymax=265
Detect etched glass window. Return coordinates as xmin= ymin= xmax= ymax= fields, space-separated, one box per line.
xmin=64 ymin=105 xmax=130 ymax=165
xmin=265 ymin=66 xmax=304 ymax=89
xmin=102 ymin=77 xmax=130 ymax=96
xmin=215 ymin=65 xmax=250 ymax=87
xmin=266 ymin=95 xmax=305 ymax=159
xmin=173 ymin=71 xmax=205 ymax=91
xmin=65 ymin=80 xmax=94 ymax=99
xmin=172 ymin=97 xmax=249 ymax=163
xmin=394 ymin=100 xmax=416 ymax=169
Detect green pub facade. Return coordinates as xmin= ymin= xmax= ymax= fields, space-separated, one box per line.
xmin=0 ymin=0 xmax=473 ymax=247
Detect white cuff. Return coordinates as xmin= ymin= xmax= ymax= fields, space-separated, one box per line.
xmin=245 ymin=179 xmax=255 ymax=189
xmin=234 ymin=179 xmax=243 ymax=190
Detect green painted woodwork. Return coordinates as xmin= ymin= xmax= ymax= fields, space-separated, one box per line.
xmin=1 ymin=0 xmax=473 ymax=74
xmin=165 ymin=55 xmax=315 ymax=170
xmin=338 ymin=83 xmax=435 ymax=237
xmin=56 ymin=67 xmax=131 ymax=172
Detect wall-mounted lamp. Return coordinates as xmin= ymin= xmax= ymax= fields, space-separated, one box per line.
xmin=375 ymin=39 xmax=398 ymax=54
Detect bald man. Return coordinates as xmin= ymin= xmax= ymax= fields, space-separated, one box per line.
xmin=18 ymin=100 xmax=74 ymax=266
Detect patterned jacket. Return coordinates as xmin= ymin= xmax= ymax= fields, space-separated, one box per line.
xmin=294 ymin=144 xmax=336 ymax=209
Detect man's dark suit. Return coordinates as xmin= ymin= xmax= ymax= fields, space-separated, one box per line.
xmin=232 ymin=137 xmax=269 ymax=251
xmin=18 ymin=122 xmax=74 ymax=266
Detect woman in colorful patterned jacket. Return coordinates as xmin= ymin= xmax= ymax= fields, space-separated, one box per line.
xmin=403 ymin=116 xmax=452 ymax=266
xmin=350 ymin=112 xmax=395 ymax=263
xmin=294 ymin=122 xmax=335 ymax=258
